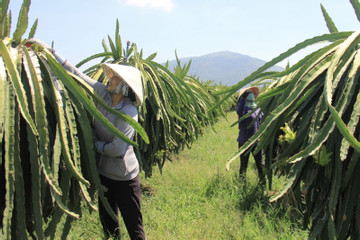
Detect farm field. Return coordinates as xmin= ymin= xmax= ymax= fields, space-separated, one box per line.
xmin=2 ymin=1 xmax=360 ymax=239
xmin=57 ymin=111 xmax=308 ymax=240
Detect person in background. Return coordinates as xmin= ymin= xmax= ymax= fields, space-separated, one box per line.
xmin=27 ymin=39 xmax=146 ymax=240
xmin=236 ymin=87 xmax=265 ymax=185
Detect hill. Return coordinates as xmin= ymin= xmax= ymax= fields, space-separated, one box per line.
xmin=165 ymin=51 xmax=283 ymax=86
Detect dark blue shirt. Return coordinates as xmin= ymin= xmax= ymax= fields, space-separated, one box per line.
xmin=236 ymin=97 xmax=263 ymax=145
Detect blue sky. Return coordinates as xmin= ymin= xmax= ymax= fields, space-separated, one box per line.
xmin=8 ymin=0 xmax=360 ymax=68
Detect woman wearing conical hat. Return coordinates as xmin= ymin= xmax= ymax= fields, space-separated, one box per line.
xmin=27 ymin=39 xmax=146 ymax=240
xmin=237 ymin=86 xmax=265 ymax=186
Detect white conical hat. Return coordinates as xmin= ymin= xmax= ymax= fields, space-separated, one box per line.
xmin=102 ymin=63 xmax=144 ymax=106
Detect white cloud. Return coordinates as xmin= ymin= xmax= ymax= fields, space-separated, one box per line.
xmin=124 ymin=0 xmax=175 ymax=12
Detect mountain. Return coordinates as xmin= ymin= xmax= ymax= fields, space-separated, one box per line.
xmin=165 ymin=51 xmax=284 ymax=86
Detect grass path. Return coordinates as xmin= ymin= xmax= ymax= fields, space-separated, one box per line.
xmin=65 ymin=111 xmax=308 ymax=239
xmin=139 ymin=111 xmax=242 ymax=239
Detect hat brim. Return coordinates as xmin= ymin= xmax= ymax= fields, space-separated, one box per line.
xmin=102 ymin=63 xmax=144 ymax=106
xmin=238 ymin=86 xmax=259 ymax=100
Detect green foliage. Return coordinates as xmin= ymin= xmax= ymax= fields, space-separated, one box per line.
xmin=0 ymin=0 xmax=10 ymax=39
xmin=0 ymin=1 xmax=147 ymax=238
xmin=313 ymin=145 xmax=332 ymax=166
xmin=350 ymin=0 xmax=360 ymax=22
xmin=12 ymin=0 xmax=30 ymax=44
xmin=278 ymin=123 xmax=296 ymax=146
xmin=320 ymin=4 xmax=338 ymax=33
xmin=223 ymin=2 xmax=360 ymax=239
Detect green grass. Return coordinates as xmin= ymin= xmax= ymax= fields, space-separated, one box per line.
xmin=57 ymin=111 xmax=309 ymax=239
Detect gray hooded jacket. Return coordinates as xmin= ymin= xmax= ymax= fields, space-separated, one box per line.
xmin=93 ymin=83 xmax=139 ymax=181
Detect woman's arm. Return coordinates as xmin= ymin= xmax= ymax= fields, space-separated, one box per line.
xmin=52 ymin=51 xmax=98 ymax=88
xmin=96 ymin=120 xmax=135 ymax=158
xmin=95 ymin=105 xmax=138 ymax=158
xmin=27 ymin=39 xmax=98 ymax=88
xmin=237 ymin=97 xmax=246 ymax=117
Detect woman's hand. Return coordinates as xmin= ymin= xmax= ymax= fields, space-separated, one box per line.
xmin=95 ymin=140 xmax=106 ymax=154
xmin=25 ymin=38 xmax=53 ymax=52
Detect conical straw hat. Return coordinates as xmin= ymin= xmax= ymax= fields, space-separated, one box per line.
xmin=102 ymin=63 xmax=144 ymax=106
xmin=237 ymin=86 xmax=259 ymax=100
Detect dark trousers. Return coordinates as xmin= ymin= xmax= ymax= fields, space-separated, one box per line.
xmin=99 ymin=174 xmax=145 ymax=240
xmin=239 ymin=143 xmax=265 ymax=185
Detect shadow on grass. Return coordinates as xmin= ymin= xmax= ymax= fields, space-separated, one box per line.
xmin=141 ymin=183 xmax=156 ymax=197
xmin=204 ymin=172 xmax=305 ymax=231
xmin=204 ymin=173 xmax=267 ymax=211
xmin=235 ymin=181 xmax=267 ymax=212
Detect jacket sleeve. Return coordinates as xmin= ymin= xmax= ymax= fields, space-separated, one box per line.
xmin=27 ymin=39 xmax=99 ymax=89
xmin=237 ymin=97 xmax=246 ymax=117
xmin=52 ymin=51 xmax=99 ymax=88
